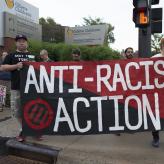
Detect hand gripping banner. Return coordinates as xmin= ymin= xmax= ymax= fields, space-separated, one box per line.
xmin=20 ymin=57 xmax=164 ymax=136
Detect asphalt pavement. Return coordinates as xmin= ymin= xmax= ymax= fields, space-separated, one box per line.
xmin=0 ymin=108 xmax=164 ymax=164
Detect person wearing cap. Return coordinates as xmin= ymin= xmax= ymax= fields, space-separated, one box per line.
xmin=1 ymin=34 xmax=35 ymax=142
xmin=72 ymin=48 xmax=81 ymax=61
xmin=40 ymin=49 xmax=53 ymax=62
xmin=151 ymin=37 xmax=164 ymax=148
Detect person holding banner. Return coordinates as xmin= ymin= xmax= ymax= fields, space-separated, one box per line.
xmin=0 ymin=51 xmax=11 ymax=80
xmin=72 ymin=48 xmax=81 ymax=61
xmin=0 ymin=51 xmax=11 ymax=108
xmin=0 ymin=52 xmax=8 ymax=63
xmin=40 ymin=49 xmax=53 ymax=62
xmin=1 ymin=35 xmax=35 ymax=142
xmin=0 ymin=52 xmax=8 ymax=70
xmin=115 ymin=47 xmax=135 ymax=137
xmin=151 ymin=38 xmax=164 ymax=148
xmin=124 ymin=47 xmax=134 ymax=59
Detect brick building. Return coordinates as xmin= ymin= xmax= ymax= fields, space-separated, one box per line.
xmin=0 ymin=37 xmax=15 ymax=54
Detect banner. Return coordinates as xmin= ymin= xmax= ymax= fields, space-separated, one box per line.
xmin=20 ymin=57 xmax=164 ymax=136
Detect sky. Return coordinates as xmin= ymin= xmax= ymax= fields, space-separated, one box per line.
xmin=25 ymin=0 xmax=164 ymax=52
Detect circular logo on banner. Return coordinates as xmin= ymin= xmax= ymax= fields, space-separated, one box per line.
xmin=24 ymin=99 xmax=54 ymax=130
xmin=5 ymin=0 xmax=14 ymax=9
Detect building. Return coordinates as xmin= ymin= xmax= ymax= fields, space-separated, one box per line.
xmin=0 ymin=0 xmax=42 ymax=53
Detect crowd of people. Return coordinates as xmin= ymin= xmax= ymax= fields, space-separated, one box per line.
xmin=0 ymin=34 xmax=163 ymax=148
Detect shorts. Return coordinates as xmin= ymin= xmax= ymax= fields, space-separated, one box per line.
xmin=11 ymin=90 xmax=21 ymax=118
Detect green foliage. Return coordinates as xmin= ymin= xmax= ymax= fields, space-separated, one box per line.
xmin=151 ymin=34 xmax=163 ymax=54
xmin=28 ymin=40 xmax=42 ymax=55
xmin=28 ymin=40 xmax=121 ymax=61
xmin=39 ymin=17 xmax=64 ymax=43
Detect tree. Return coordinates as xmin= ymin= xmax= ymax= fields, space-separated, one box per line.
xmin=151 ymin=34 xmax=163 ymax=54
xmin=83 ymin=16 xmax=115 ymax=45
xmin=46 ymin=17 xmax=56 ymax=26
xmin=39 ymin=17 xmax=46 ymax=25
xmin=39 ymin=17 xmax=65 ymax=43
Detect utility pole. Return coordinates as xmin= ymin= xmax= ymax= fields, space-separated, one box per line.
xmin=138 ymin=24 xmax=151 ymax=57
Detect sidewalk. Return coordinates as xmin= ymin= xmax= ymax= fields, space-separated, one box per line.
xmin=0 ymin=108 xmax=164 ymax=164
xmin=0 ymin=108 xmax=19 ymax=137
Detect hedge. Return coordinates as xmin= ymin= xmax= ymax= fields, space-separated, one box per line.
xmin=28 ymin=40 xmax=121 ymax=61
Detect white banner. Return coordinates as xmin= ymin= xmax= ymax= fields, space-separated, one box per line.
xmin=65 ymin=25 xmax=108 ymax=45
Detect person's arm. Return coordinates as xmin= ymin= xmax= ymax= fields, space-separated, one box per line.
xmin=1 ymin=62 xmax=23 ymax=71
xmin=1 ymin=54 xmax=23 ymax=71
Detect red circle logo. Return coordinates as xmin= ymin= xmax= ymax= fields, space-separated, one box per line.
xmin=23 ymin=99 xmax=54 ymax=130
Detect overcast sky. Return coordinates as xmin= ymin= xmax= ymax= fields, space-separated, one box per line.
xmin=25 ymin=0 xmax=164 ymax=52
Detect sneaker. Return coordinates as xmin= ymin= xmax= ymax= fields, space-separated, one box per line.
xmin=16 ymin=132 xmax=26 ymax=142
xmin=152 ymin=139 xmax=159 ymax=148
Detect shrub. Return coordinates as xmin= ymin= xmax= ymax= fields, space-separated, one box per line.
xmin=28 ymin=40 xmax=121 ymax=61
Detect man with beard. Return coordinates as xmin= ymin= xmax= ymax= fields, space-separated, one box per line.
xmin=115 ymin=47 xmax=134 ymax=136
xmin=124 ymin=47 xmax=134 ymax=59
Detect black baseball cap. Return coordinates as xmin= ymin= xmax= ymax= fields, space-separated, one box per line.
xmin=15 ymin=34 xmax=28 ymax=41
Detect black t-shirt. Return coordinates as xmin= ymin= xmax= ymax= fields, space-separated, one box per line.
xmin=3 ymin=51 xmax=34 ymax=90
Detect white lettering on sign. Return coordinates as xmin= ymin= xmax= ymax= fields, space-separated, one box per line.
xmin=23 ymin=58 xmax=163 ymax=134
xmin=24 ymin=60 xmax=164 ymax=94
xmin=52 ymin=93 xmax=161 ymax=133
xmin=73 ymin=97 xmax=91 ymax=133
xmin=54 ymin=98 xmax=75 ymax=132
xmin=69 ymin=66 xmax=83 ymax=93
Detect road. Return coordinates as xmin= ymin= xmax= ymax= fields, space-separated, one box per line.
xmin=0 ymin=108 xmax=164 ymax=164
